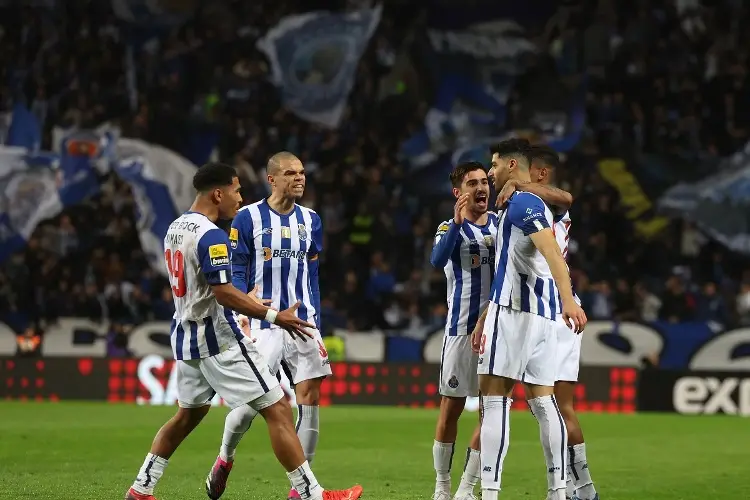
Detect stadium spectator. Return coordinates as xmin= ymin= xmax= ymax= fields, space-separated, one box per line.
xmin=1 ymin=0 xmax=750 ymax=355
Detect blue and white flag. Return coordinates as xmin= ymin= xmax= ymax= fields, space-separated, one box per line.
xmin=0 ymin=146 xmax=97 ymax=262
xmin=114 ymin=139 xmax=197 ymax=276
xmin=659 ymin=141 xmax=750 ymax=254
xmin=257 ymin=5 xmax=382 ymax=128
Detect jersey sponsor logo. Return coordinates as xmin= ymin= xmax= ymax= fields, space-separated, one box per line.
xmin=437 ymin=222 xmax=450 ymax=234
xmin=229 ymin=228 xmax=239 ymax=249
xmin=280 ymin=226 xmax=292 ymax=239
xmin=298 ymin=223 xmax=308 ymax=241
xmin=208 ymin=244 xmax=229 ymax=266
xmin=523 ymin=212 xmax=543 ymax=221
xmin=470 ymin=254 xmax=491 ymax=268
xmin=263 ymin=247 xmax=306 ymax=261
xmin=169 ymin=220 xmax=200 ymax=233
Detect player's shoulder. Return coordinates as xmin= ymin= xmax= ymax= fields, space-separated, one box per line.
xmin=510 ymin=191 xmax=545 ymax=208
xmin=296 ymin=203 xmax=321 ymax=223
xmin=435 ymin=219 xmax=452 ymax=234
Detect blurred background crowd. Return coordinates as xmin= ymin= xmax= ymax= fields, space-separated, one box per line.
xmin=2 ymin=0 xmax=750 ymax=358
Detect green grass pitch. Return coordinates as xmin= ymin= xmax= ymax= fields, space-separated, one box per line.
xmin=0 ymin=402 xmax=746 ymax=499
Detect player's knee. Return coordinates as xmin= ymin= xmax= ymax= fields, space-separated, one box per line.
xmin=294 ymin=378 xmax=323 ymax=405
xmin=174 ymin=405 xmax=209 ymax=430
xmin=439 ymin=396 xmax=466 ymax=422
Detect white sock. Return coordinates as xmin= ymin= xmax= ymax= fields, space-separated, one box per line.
xmin=432 ymin=440 xmax=455 ymax=494
xmin=568 ymin=443 xmax=597 ymax=500
xmin=527 ymin=395 xmax=568 ymax=496
xmin=455 ymin=447 xmax=481 ymax=496
xmin=286 ymin=461 xmax=324 ymax=500
xmin=220 ymin=405 xmax=258 ymax=462
xmin=296 ymin=405 xmax=320 ymax=464
xmin=480 ymin=396 xmax=511 ymax=494
xmin=566 ymin=477 xmax=575 ymax=499
xmin=131 ymin=453 xmax=168 ymax=495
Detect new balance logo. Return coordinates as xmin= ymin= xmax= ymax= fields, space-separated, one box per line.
xmin=483 ymin=466 xmax=492 ymax=472
xmin=548 ymin=466 xmax=561 ymax=473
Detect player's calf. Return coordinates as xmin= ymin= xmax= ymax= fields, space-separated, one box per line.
xmin=554 ymin=381 xmax=598 ymax=500
xmin=432 ymin=396 xmax=465 ymax=496
xmin=127 ymin=406 xmax=210 ymax=499
xmin=526 ymin=384 xmax=568 ymax=500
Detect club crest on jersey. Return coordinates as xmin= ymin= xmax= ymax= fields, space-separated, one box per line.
xmin=280 ymin=226 xmax=292 ymax=239
xmin=229 ymin=228 xmax=239 ymax=249
xmin=209 ymin=244 xmax=229 ymax=266
xmin=448 ymin=376 xmax=459 ymax=389
xmin=298 ymin=224 xmax=307 ymax=241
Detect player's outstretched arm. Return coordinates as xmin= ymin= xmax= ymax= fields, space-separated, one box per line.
xmin=497 ymin=180 xmax=573 ymax=214
xmin=213 ymin=284 xmax=314 ymax=340
xmin=529 ymin=229 xmax=587 ymax=333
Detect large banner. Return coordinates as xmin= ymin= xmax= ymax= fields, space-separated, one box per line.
xmin=638 ymin=370 xmax=750 ymax=416
xmin=257 ymin=5 xmax=382 ymax=128
xmin=114 ymin=138 xmax=197 ymax=277
xmin=400 ymin=2 xmax=585 ymax=196
xmin=0 ymin=144 xmax=103 ymax=262
xmin=0 ymin=356 xmax=631 ymax=412
xmin=659 ymin=140 xmax=750 ymax=253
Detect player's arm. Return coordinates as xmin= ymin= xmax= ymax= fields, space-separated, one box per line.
xmin=229 ymin=210 xmax=253 ymax=293
xmin=309 ymin=213 xmax=323 ymax=330
xmin=430 ymin=221 xmax=460 ymax=268
xmin=509 ymin=194 xmax=586 ymax=331
xmin=197 ymin=228 xmax=314 ymax=338
xmin=499 ymin=180 xmax=573 ymax=214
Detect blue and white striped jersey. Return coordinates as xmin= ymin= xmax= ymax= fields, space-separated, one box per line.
xmin=164 ymin=211 xmax=244 ymax=361
xmin=230 ymin=199 xmax=323 ymax=331
xmin=490 ymin=192 xmax=562 ymax=320
xmin=431 ymin=213 xmax=499 ymax=336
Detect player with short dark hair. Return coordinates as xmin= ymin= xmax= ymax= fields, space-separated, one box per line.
xmin=207 ymin=152 xmax=339 ymax=500
xmin=125 ymin=162 xmax=361 ymax=500
xmin=497 ymin=146 xmax=599 ymax=500
xmin=472 ymin=139 xmax=587 ymax=500
xmin=430 ymin=161 xmax=498 ymax=500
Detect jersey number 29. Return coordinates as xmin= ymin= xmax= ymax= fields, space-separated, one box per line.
xmin=165 ymin=249 xmax=187 ymax=297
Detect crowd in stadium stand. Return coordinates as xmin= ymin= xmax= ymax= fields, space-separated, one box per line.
xmin=1 ymin=0 xmax=750 ymax=358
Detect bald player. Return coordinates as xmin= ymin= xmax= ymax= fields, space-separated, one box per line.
xmin=206 ymin=152 xmax=335 ymax=500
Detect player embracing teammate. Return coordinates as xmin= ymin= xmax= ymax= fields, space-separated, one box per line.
xmin=430 ymin=139 xmax=600 ymax=500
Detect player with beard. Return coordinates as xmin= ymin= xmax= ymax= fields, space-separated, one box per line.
xmin=205 ymin=152 xmax=346 ymax=500
xmin=472 ymin=139 xmax=587 ymax=500
xmin=430 ymin=161 xmax=498 ymax=500
xmin=496 ymin=145 xmax=598 ymax=500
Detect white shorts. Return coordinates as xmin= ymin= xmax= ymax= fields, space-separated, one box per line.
xmin=477 ymin=303 xmax=558 ymax=386
xmin=439 ymin=335 xmax=479 ymax=398
xmin=555 ymin=321 xmax=581 ymax=382
xmin=254 ymin=327 xmax=332 ymax=385
xmin=176 ymin=338 xmax=283 ymax=411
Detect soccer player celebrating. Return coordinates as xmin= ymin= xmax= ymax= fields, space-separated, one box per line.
xmin=125 ymin=162 xmax=362 ymax=500
xmin=496 ymin=145 xmax=599 ymax=500
xmin=208 ymin=152 xmax=331 ymax=500
xmin=472 ymin=139 xmax=587 ymax=500
xmin=429 ymin=161 xmax=498 ymax=500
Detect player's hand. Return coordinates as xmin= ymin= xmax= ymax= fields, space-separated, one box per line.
xmin=454 ymin=193 xmax=469 ymax=225
xmin=247 ymin=285 xmax=272 ymax=306
xmin=238 ymin=314 xmax=257 ymax=342
xmin=562 ymin=302 xmax=587 ymax=334
xmin=276 ymin=302 xmax=316 ymax=342
xmin=496 ymin=180 xmax=519 ymax=208
xmin=471 ymin=323 xmax=483 ymax=353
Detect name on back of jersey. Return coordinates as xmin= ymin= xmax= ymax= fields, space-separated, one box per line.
xmin=209 ymin=244 xmax=229 ymax=266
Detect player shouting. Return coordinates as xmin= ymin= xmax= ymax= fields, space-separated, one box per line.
xmin=496 ymin=145 xmax=599 ymax=500
xmin=125 ymin=162 xmax=362 ymax=500
xmin=429 ymin=161 xmax=498 ymax=500
xmin=473 ymin=139 xmax=587 ymax=500
xmin=207 ymin=152 xmax=332 ymax=500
